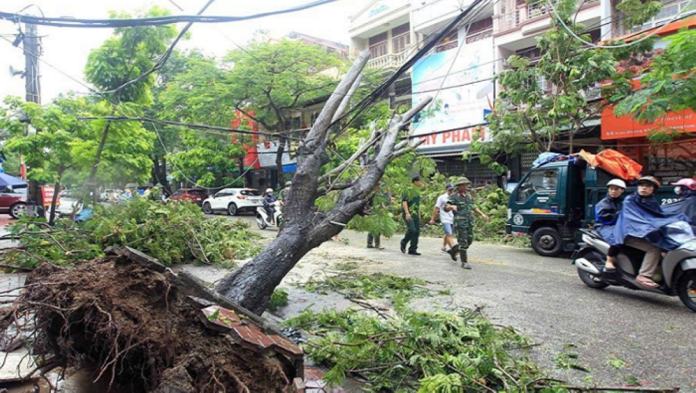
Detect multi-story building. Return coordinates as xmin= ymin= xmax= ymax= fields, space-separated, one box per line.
xmin=348 ymin=0 xmax=695 ymax=183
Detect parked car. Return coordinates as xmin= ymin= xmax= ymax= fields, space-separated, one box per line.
xmin=201 ymin=188 xmax=263 ymax=216
xmin=55 ymin=189 xmax=83 ymax=217
xmin=168 ymin=188 xmax=209 ymax=206
xmin=0 ymin=186 xmax=27 ymax=219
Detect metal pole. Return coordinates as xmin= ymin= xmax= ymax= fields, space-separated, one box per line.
xmin=23 ymin=22 xmax=43 ymax=217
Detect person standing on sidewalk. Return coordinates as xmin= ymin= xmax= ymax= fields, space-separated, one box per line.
xmin=429 ymin=183 xmax=458 ymax=261
xmin=367 ymin=184 xmax=386 ymax=250
xmin=445 ymin=177 xmax=489 ymax=269
xmin=400 ymin=176 xmax=423 ymax=256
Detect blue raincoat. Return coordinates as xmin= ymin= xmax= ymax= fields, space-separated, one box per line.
xmin=611 ymin=193 xmax=694 ymax=250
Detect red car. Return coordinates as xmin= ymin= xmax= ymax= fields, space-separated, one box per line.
xmin=0 ymin=186 xmax=27 ymax=218
xmin=168 ymin=188 xmax=209 ymax=206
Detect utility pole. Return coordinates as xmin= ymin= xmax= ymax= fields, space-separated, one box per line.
xmin=22 ymin=22 xmax=43 ymax=217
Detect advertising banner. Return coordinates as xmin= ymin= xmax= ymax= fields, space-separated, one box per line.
xmin=411 ymin=36 xmax=495 ymax=153
xmin=40 ymin=186 xmax=59 ymax=206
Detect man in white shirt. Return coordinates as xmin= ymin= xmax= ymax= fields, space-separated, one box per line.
xmin=429 ymin=183 xmax=458 ymax=261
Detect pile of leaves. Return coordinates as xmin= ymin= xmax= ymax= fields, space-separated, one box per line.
xmin=300 ymin=272 xmax=445 ymax=300
xmin=286 ymin=305 xmax=558 ymax=392
xmin=3 ymin=199 xmax=261 ymax=268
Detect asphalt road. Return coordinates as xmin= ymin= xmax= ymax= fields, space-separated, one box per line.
xmin=225 ymin=213 xmax=695 ymax=390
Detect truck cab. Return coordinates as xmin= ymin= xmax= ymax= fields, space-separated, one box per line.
xmin=507 ymin=160 xmax=585 ymax=256
xmin=508 ymin=159 xmax=679 ymax=257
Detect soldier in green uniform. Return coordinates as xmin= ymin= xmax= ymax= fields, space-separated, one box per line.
xmin=400 ymin=176 xmax=423 ymax=255
xmin=279 ymin=181 xmax=291 ymax=205
xmin=445 ymin=177 xmax=489 ymax=269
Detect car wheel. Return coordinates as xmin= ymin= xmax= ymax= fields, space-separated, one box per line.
xmin=677 ymin=271 xmax=696 ymax=313
xmin=228 ymin=203 xmax=238 ymax=216
xmin=531 ymin=226 xmax=563 ymax=257
xmin=577 ymin=251 xmax=609 ymax=289
xmin=9 ymin=202 xmax=27 ymax=219
xmin=202 ymin=202 xmax=213 ymax=215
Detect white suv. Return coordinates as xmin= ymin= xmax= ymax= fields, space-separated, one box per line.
xmin=201 ymin=188 xmax=263 ymax=216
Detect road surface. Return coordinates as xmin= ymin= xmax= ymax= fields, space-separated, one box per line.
xmin=205 ymin=213 xmax=695 ymax=390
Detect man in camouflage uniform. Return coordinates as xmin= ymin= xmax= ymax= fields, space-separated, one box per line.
xmin=445 ymin=177 xmax=489 ymax=269
xmin=279 ymin=181 xmax=291 ymax=205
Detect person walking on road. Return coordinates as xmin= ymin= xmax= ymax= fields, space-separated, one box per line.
xmin=445 ymin=177 xmax=490 ymax=269
xmin=429 ymin=183 xmax=458 ymax=261
xmin=400 ymin=176 xmax=423 ymax=256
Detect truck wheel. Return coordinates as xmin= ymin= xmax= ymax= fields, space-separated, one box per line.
xmin=577 ymin=251 xmax=609 ymax=289
xmin=531 ymin=226 xmax=563 ymax=257
xmin=677 ymin=271 xmax=696 ymax=313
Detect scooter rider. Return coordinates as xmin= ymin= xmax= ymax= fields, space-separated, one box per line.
xmin=263 ymin=188 xmax=278 ymax=225
xmin=622 ymin=176 xmax=665 ymax=288
xmin=595 ymin=179 xmax=626 ymax=272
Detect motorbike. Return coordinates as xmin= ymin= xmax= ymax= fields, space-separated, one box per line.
xmin=256 ymin=200 xmax=283 ymax=230
xmin=573 ymin=228 xmax=696 ymax=312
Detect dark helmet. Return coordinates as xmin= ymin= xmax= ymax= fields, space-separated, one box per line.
xmin=637 ymin=176 xmax=661 ymax=188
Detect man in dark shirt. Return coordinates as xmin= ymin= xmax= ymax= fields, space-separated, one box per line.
xmin=400 ymin=176 xmax=423 ymax=255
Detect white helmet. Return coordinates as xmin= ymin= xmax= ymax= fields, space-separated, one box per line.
xmin=266 ymin=188 xmax=274 ymax=194
xmin=607 ymin=179 xmax=626 ymax=189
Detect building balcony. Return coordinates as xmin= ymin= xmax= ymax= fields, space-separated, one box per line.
xmin=496 ymin=0 xmax=599 ymax=34
xmin=366 ymin=49 xmax=412 ymax=70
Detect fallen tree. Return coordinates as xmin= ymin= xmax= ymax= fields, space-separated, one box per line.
xmin=215 ymin=51 xmax=432 ymax=315
xmin=4 ymin=247 xmax=303 ymax=392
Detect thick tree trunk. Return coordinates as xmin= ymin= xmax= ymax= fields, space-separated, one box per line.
xmin=48 ymin=179 xmax=61 ymax=226
xmin=215 ymin=51 xmax=431 ymax=314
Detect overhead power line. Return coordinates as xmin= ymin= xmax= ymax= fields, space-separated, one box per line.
xmin=0 ymin=0 xmax=340 ymax=28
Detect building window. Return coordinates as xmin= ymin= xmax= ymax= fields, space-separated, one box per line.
xmin=391 ymin=23 xmax=411 ymax=53
xmin=369 ymin=32 xmax=388 ymax=58
xmin=466 ymin=17 xmax=493 ymax=43
xmin=435 ymin=30 xmax=458 ymax=52
xmin=633 ymin=0 xmax=695 ymax=31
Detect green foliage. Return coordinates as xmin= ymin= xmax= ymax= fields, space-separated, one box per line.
xmin=553 ymin=344 xmax=589 ymax=372
xmin=268 ymin=288 xmax=290 ymax=312
xmin=4 ymin=199 xmax=261 ymax=268
xmin=607 ymin=354 xmax=627 ymax=370
xmin=0 ymin=96 xmax=155 ymax=190
xmin=301 ymin=272 xmax=431 ymax=300
xmin=85 ymin=6 xmax=178 ymax=105
xmin=224 ymin=38 xmax=344 ymax=130
xmin=616 ymin=0 xmax=663 ymax=29
xmin=476 ymin=0 xmax=657 ymax=170
xmin=285 ymin=306 xmax=553 ymax=392
xmin=614 ymin=28 xmax=696 ymax=122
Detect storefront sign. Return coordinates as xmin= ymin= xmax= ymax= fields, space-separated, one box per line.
xmin=40 ymin=186 xmax=59 ymax=206
xmin=417 ymin=126 xmax=488 ymax=148
xmin=601 ymin=107 xmax=696 ymax=140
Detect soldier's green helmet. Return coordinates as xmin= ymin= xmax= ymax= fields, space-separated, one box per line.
xmin=453 ymin=177 xmax=471 ymax=186
xmin=285 ymin=181 xmax=292 ymax=186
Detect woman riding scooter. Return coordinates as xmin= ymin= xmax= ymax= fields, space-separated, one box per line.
xmin=611 ymin=176 xmax=694 ymax=288
xmin=595 ymin=179 xmax=626 ymax=272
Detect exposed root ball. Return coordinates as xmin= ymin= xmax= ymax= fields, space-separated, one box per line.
xmin=22 ymin=257 xmax=295 ymax=392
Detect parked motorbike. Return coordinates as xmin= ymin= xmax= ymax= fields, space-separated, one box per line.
xmin=256 ymin=200 xmax=283 ymax=230
xmin=573 ymin=228 xmax=696 ymax=312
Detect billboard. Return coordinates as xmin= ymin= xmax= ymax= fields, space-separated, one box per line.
xmin=411 ymin=36 xmax=495 ymax=153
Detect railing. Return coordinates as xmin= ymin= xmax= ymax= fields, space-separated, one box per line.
xmin=497 ymin=0 xmax=600 ymax=33
xmin=367 ymin=49 xmax=412 ymax=69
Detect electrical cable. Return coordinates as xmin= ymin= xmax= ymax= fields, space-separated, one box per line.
xmin=0 ymin=0 xmax=340 ymax=28
xmin=547 ymin=0 xmax=695 ymax=49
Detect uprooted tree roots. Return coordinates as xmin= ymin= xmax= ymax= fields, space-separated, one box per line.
xmin=10 ymin=253 xmax=300 ymax=392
